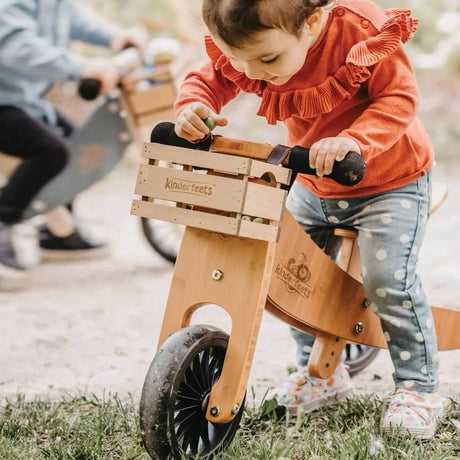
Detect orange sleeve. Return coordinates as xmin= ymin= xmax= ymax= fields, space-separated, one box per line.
xmin=339 ymin=45 xmax=419 ymax=160
xmin=174 ymin=61 xmax=241 ymax=117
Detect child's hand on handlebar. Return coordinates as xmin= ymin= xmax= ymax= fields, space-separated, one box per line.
xmin=309 ymin=137 xmax=361 ymax=177
xmin=81 ymin=58 xmax=120 ymax=95
xmin=175 ymin=102 xmax=228 ymax=143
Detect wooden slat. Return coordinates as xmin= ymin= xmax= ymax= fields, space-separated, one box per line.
xmin=243 ymin=182 xmax=286 ymax=221
xmin=142 ymin=142 xmax=292 ymax=184
xmin=131 ymin=199 xmax=239 ymax=235
xmin=131 ymin=200 xmax=280 ymax=242
xmin=248 ymin=159 xmax=291 ymax=185
xmin=143 ymin=143 xmax=252 ymax=176
xmin=127 ymin=83 xmax=176 ymax=116
xmin=239 ymin=219 xmax=280 ymax=242
xmin=134 ymin=164 xmax=246 ymax=213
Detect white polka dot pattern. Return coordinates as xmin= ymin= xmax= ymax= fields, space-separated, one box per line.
xmin=400 ymin=351 xmax=411 ymax=361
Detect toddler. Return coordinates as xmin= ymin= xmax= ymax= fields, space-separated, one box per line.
xmin=173 ymin=0 xmax=447 ymax=439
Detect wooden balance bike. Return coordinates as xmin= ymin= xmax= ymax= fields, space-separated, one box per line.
xmin=131 ymin=122 xmax=460 ymax=460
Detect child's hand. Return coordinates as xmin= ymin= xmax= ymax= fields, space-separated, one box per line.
xmin=309 ymin=137 xmax=361 ymax=177
xmin=81 ymin=58 xmax=120 ymax=94
xmin=175 ymin=102 xmax=228 ymax=143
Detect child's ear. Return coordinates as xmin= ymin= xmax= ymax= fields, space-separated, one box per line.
xmin=305 ymin=9 xmax=323 ymax=37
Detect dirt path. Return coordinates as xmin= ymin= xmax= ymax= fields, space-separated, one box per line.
xmin=0 ymin=153 xmax=459 ymax=406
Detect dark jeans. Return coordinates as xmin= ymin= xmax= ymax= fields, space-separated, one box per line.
xmin=0 ymin=106 xmax=73 ymax=224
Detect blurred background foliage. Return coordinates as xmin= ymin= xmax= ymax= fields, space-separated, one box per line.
xmin=81 ymin=0 xmax=459 ymax=163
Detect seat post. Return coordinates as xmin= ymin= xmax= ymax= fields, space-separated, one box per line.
xmin=308 ymin=228 xmax=361 ymax=378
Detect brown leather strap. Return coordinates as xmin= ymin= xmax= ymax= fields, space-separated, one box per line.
xmin=267 ymin=144 xmax=291 ymax=165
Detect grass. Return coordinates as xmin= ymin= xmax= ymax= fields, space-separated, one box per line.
xmin=1 ymin=393 xmax=458 ymax=460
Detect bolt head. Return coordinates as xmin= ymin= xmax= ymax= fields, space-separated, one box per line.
xmin=212 ymin=269 xmax=223 ymax=281
xmin=362 ymin=298 xmax=370 ymax=308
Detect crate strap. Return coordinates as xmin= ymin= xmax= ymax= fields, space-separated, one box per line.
xmin=267 ymin=144 xmax=291 ymax=166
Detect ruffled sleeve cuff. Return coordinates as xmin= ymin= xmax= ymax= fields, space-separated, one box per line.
xmin=346 ymin=9 xmax=418 ymax=66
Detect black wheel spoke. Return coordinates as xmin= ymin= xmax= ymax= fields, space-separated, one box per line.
xmin=192 ymin=353 xmax=206 ymax=389
xmin=201 ymin=347 xmax=211 ymax=386
xmin=184 ymin=367 xmax=206 ymax=395
xmin=179 ymin=377 xmax=203 ymax=399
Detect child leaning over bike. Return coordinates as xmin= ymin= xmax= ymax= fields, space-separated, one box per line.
xmin=0 ymin=0 xmax=147 ymax=290
xmin=172 ymin=0 xmax=448 ymax=439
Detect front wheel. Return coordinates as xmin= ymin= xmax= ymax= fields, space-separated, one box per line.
xmin=140 ymin=325 xmax=245 ymax=459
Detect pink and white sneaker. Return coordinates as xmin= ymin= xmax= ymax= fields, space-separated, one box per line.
xmin=382 ymin=388 xmax=450 ymax=439
xmin=269 ymin=362 xmax=354 ymax=413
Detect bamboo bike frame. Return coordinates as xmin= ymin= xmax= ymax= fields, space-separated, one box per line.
xmin=131 ymin=138 xmax=460 ymax=424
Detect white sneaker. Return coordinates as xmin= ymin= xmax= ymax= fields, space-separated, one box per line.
xmin=381 ymin=388 xmax=450 ymax=439
xmin=269 ymin=362 xmax=354 ymax=413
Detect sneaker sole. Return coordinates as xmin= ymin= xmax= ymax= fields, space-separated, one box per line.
xmin=286 ymin=386 xmax=354 ymax=414
xmin=381 ymin=404 xmax=448 ymax=440
xmin=40 ymin=246 xmax=110 ymax=262
xmin=381 ymin=423 xmax=437 ymax=439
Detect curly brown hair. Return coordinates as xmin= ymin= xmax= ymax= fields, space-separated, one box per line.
xmin=202 ymin=0 xmax=332 ymax=47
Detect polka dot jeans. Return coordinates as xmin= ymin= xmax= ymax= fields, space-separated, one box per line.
xmin=287 ymin=171 xmax=439 ymax=393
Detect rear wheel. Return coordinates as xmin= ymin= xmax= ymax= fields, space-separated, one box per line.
xmin=140 ymin=216 xmax=182 ymax=263
xmin=344 ymin=343 xmax=379 ymax=376
xmin=140 ymin=325 xmax=244 ymax=459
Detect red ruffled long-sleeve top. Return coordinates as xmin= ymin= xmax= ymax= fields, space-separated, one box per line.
xmin=174 ymin=0 xmax=434 ymax=198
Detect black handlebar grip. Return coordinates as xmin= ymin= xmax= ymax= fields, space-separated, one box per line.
xmin=78 ymin=78 xmax=101 ymax=101
xmin=150 ymin=121 xmax=213 ymax=151
xmin=150 ymin=122 xmax=365 ymax=186
xmin=288 ymin=146 xmax=365 ymax=186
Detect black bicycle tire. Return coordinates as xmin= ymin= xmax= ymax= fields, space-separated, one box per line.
xmin=140 ymin=324 xmax=244 ymax=459
xmin=344 ymin=343 xmax=380 ymax=376
xmin=140 ymin=216 xmax=180 ymax=263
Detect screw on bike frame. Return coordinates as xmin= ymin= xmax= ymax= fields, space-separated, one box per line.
xmin=212 ymin=269 xmax=223 ymax=281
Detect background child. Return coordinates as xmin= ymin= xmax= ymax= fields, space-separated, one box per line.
xmin=173 ymin=0 xmax=448 ymax=439
xmin=0 ymin=0 xmax=147 ymax=288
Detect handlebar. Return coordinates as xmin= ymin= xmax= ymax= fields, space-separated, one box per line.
xmin=150 ymin=121 xmax=366 ymax=186
xmin=77 ymin=39 xmax=181 ymax=101
xmin=78 ymin=78 xmax=101 ymax=100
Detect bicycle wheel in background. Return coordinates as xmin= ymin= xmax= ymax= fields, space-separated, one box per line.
xmin=141 ymin=216 xmax=182 ymax=263
xmin=344 ymin=343 xmax=380 ymax=377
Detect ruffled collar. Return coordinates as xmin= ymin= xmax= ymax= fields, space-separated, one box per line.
xmin=204 ymin=8 xmax=418 ymax=124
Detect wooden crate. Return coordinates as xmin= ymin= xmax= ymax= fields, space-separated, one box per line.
xmin=131 ymin=142 xmax=291 ymax=242
xmin=120 ymin=68 xmax=176 ymax=128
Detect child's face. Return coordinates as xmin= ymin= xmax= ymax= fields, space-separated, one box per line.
xmin=213 ymin=26 xmax=312 ymax=86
